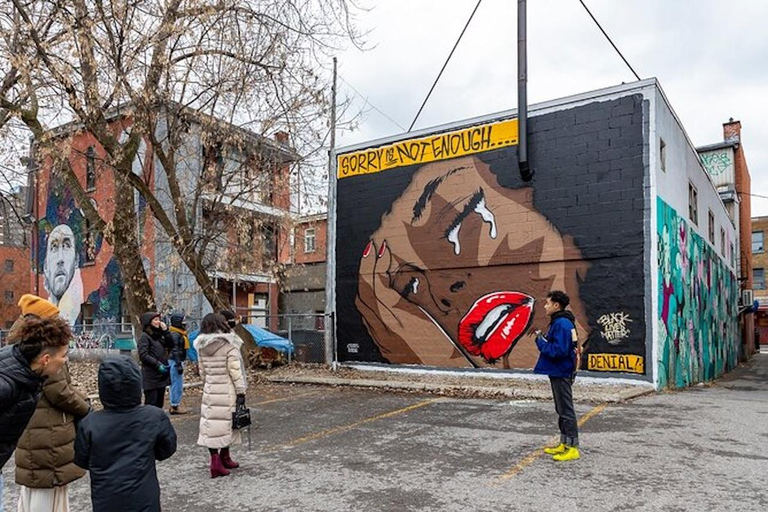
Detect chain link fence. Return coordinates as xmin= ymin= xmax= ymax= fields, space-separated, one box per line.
xmin=241 ymin=313 xmax=329 ymax=364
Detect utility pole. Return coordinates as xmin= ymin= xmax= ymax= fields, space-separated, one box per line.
xmin=324 ymin=57 xmax=338 ymax=368
xmin=518 ymin=0 xmax=533 ymax=181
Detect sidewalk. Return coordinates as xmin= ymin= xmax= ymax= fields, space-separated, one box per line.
xmin=266 ymin=363 xmax=656 ymax=403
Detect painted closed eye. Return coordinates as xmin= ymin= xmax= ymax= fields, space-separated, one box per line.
xmin=443 ymin=189 xmax=498 ymax=255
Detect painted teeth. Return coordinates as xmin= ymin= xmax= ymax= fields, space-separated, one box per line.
xmin=475 ymin=304 xmax=513 ymax=340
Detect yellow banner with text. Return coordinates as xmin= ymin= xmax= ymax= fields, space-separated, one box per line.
xmin=587 ymin=353 xmax=645 ymax=374
xmin=337 ymin=118 xmax=518 ymax=179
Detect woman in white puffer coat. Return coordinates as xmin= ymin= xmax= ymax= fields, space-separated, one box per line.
xmin=194 ymin=313 xmax=247 ymax=478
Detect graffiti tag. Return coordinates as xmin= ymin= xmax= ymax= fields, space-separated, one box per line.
xmin=587 ymin=353 xmax=644 ymax=374
xmin=597 ymin=312 xmax=632 ymax=343
xmin=700 ymin=151 xmax=732 ymax=177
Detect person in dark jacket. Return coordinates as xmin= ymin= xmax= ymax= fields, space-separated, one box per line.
xmin=167 ymin=312 xmax=188 ymax=415
xmin=137 ymin=312 xmax=173 ymax=408
xmin=534 ymin=290 xmax=581 ymax=462
xmin=75 ymin=356 xmax=177 ymax=512
xmin=0 ymin=294 xmax=73 ymax=511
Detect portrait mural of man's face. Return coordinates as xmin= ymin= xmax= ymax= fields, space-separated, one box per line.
xmin=44 ymin=224 xmax=78 ymax=302
xmin=336 ymin=97 xmax=649 ymax=375
xmin=355 ymin=156 xmax=588 ymax=369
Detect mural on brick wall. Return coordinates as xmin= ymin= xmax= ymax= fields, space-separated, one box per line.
xmin=657 ymin=198 xmax=739 ymax=388
xmin=39 ymin=175 xmax=105 ymax=325
xmin=336 ymin=96 xmax=649 ymax=374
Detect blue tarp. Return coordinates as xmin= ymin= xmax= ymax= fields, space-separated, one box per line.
xmin=187 ymin=324 xmax=294 ymax=362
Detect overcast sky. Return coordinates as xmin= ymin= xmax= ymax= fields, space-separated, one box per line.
xmin=333 ymin=0 xmax=768 ymax=215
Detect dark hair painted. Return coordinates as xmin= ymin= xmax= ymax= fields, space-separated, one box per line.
xmin=200 ymin=313 xmax=231 ymax=335
xmin=546 ymin=290 xmax=570 ymax=310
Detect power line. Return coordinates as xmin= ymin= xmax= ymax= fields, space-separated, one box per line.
xmin=337 ymin=74 xmax=406 ymax=132
xmin=578 ymin=0 xmax=641 ymax=81
xmin=408 ymin=0 xmax=483 ymax=132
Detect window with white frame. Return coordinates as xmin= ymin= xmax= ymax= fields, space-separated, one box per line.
xmin=304 ymin=227 xmax=316 ymax=253
xmin=660 ymin=138 xmax=666 ymax=173
xmin=755 ymin=268 xmax=766 ymax=290
xmin=753 ymin=231 xmax=764 ymax=254
xmin=708 ymin=210 xmax=715 ymax=244
xmin=688 ymin=182 xmax=698 ymax=226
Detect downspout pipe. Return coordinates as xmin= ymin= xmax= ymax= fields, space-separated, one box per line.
xmin=518 ymin=0 xmax=533 ymax=181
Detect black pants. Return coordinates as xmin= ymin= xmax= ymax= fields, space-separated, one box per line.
xmin=144 ymin=387 xmax=166 ymax=409
xmin=549 ymin=376 xmax=579 ymax=447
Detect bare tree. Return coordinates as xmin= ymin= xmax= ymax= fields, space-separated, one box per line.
xmin=0 ymin=0 xmax=362 ymax=332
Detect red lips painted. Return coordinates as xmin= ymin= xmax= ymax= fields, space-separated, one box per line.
xmin=457 ymin=292 xmax=534 ymax=362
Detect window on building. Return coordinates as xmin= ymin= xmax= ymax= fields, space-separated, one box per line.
xmin=84 ymin=218 xmax=96 ymax=264
xmin=86 ymin=146 xmax=96 ymax=191
xmin=753 ymin=231 xmax=764 ymax=254
xmin=261 ymin=222 xmax=276 ymax=260
xmin=4 ymin=259 xmax=13 ymax=273
xmin=304 ymin=228 xmax=316 ymax=253
xmin=80 ymin=302 xmax=94 ymax=327
xmin=121 ymin=298 xmax=132 ymax=333
xmin=239 ymin=220 xmax=254 ymax=251
xmin=688 ymin=182 xmax=698 ymax=225
xmin=755 ymin=268 xmax=766 ymax=290
xmin=720 ymin=228 xmax=726 ymax=256
xmin=660 ymin=139 xmax=666 ymax=173
xmin=707 ymin=210 xmax=715 ymax=244
xmin=4 ymin=290 xmax=13 ymax=304
xmin=730 ymin=242 xmax=735 ymax=268
xmin=202 ymin=142 xmax=224 ymax=191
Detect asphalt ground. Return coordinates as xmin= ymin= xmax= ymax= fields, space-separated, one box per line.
xmin=3 ymin=355 xmax=768 ymax=512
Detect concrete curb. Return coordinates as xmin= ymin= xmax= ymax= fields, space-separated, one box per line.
xmin=87 ymin=381 xmax=202 ymax=401
xmin=266 ymin=375 xmax=654 ymax=403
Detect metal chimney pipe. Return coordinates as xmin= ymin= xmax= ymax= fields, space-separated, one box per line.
xmin=518 ymin=0 xmax=533 ymax=181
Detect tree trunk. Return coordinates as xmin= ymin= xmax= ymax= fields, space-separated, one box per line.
xmin=112 ymin=170 xmax=156 ymax=333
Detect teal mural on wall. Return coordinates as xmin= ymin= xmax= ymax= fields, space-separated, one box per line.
xmin=657 ymin=197 xmax=739 ymax=389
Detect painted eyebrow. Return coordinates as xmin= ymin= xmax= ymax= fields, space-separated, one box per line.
xmin=443 ymin=188 xmax=485 ymax=240
xmin=411 ymin=165 xmax=469 ymax=222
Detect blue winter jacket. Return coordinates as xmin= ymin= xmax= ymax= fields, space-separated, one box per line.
xmin=533 ymin=311 xmax=577 ymax=378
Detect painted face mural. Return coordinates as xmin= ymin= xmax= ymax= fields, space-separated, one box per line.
xmin=44 ymin=224 xmax=78 ymax=301
xmin=355 ymin=156 xmax=588 ymax=368
xmin=337 ymin=97 xmax=650 ymax=375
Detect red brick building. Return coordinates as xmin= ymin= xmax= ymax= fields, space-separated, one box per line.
xmin=30 ymin=108 xmax=296 ymax=332
xmin=698 ymin=118 xmax=755 ymax=357
xmin=0 ymin=187 xmax=32 ymax=331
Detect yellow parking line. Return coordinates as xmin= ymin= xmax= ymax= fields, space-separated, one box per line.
xmin=254 ymin=390 xmax=322 ymax=406
xmin=265 ymin=398 xmax=439 ymax=452
xmin=495 ymin=403 xmax=608 ymax=483
xmin=170 ymin=390 xmax=322 ymax=424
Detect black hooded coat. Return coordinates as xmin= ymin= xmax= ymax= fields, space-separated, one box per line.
xmin=137 ymin=312 xmax=172 ymax=390
xmin=0 ymin=344 xmax=45 ymax=468
xmin=75 ymin=356 xmax=177 ymax=512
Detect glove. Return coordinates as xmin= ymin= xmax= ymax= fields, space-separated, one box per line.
xmin=236 ymin=394 xmax=246 ymax=407
xmin=157 ymin=364 xmax=168 ymax=374
xmin=176 ymin=363 xmax=184 ymax=375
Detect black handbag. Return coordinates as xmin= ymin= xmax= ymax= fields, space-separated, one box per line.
xmin=232 ymin=403 xmax=252 ymax=430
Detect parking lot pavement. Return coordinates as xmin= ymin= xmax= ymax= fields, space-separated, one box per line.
xmin=3 ymin=356 xmax=768 ymax=511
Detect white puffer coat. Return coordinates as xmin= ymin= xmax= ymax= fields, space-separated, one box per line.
xmin=194 ymin=333 xmax=247 ymax=448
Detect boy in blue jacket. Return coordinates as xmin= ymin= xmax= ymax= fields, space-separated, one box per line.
xmin=534 ymin=290 xmax=580 ymax=461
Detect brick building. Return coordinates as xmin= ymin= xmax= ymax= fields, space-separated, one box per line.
xmin=0 ymin=186 xmax=31 ymax=330
xmin=332 ymin=79 xmax=740 ymax=389
xmin=751 ymin=216 xmax=768 ymax=343
xmin=29 ymin=105 xmax=296 ymax=334
xmin=697 ymin=119 xmax=755 ymax=358
xmin=280 ymin=213 xmax=327 ymax=329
